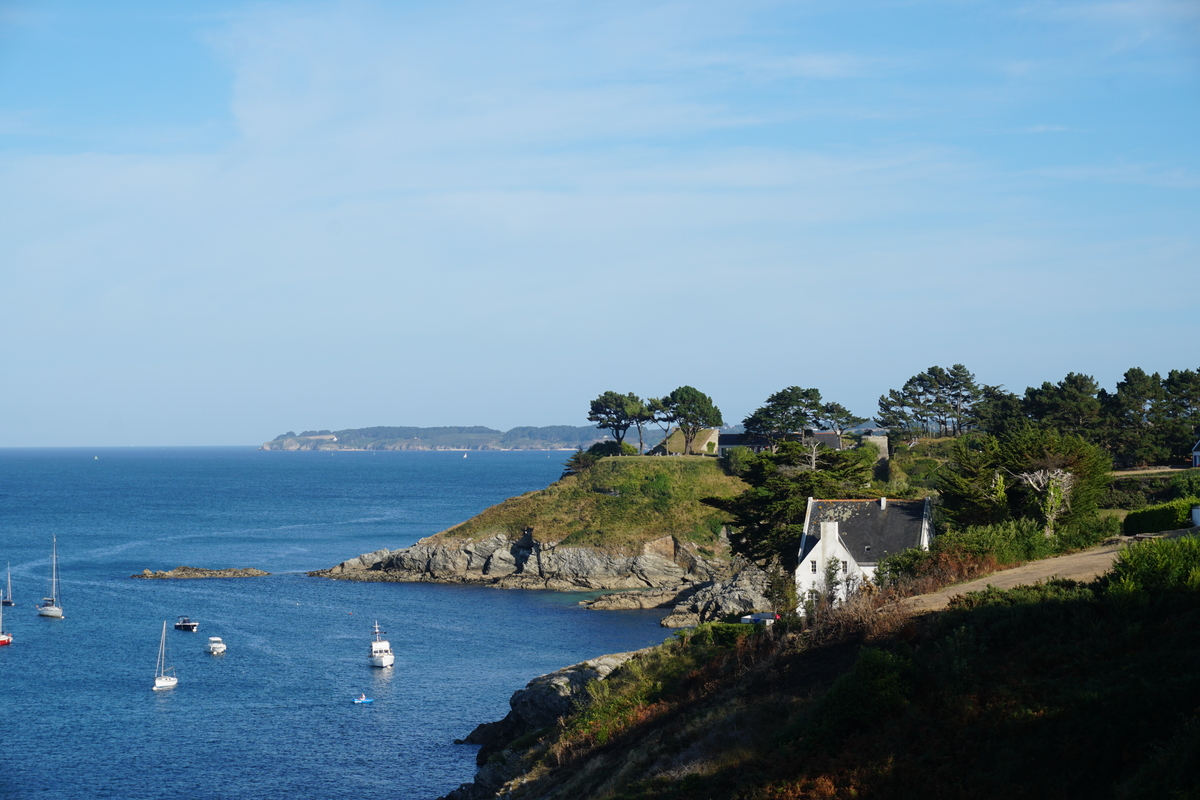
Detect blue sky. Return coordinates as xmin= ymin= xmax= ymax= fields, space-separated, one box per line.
xmin=1 ymin=0 xmax=1197 ymax=446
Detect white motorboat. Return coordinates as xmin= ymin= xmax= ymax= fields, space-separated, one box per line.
xmin=205 ymin=636 xmax=226 ymax=654
xmin=153 ymin=621 xmax=178 ymax=690
xmin=36 ymin=537 xmax=63 ymax=618
xmin=368 ymin=621 xmax=394 ymax=668
xmin=174 ymin=616 xmax=199 ymax=632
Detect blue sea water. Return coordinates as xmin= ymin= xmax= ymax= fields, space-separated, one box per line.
xmin=0 ymin=448 xmax=668 ymax=800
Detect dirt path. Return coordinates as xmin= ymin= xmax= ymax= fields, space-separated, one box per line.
xmin=899 ymin=527 xmax=1200 ymax=614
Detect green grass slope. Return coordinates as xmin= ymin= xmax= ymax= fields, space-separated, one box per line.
xmin=439 ymin=456 xmax=747 ymax=555
xmin=485 ymin=537 xmax=1200 ymax=800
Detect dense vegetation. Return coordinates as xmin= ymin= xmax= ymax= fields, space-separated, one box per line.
xmin=482 ymin=536 xmax=1200 ymax=799
xmin=441 ymin=456 xmax=747 ymax=553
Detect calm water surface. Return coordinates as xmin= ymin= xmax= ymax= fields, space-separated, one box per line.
xmin=0 ymin=448 xmax=667 ymax=800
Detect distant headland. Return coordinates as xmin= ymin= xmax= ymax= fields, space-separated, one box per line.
xmin=259 ymin=425 xmax=608 ymax=451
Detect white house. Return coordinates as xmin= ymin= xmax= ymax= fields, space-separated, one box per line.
xmin=794 ymin=497 xmax=933 ymax=604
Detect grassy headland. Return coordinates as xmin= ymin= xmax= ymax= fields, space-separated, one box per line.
xmin=439 ymin=456 xmax=747 ymax=555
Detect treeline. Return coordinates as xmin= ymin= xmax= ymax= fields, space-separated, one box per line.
xmin=878 ymin=364 xmax=1200 ymax=466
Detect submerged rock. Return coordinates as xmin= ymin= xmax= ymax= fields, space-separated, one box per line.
xmin=133 ymin=566 xmax=270 ymax=579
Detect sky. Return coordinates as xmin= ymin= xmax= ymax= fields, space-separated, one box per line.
xmin=0 ymin=0 xmax=1197 ymax=447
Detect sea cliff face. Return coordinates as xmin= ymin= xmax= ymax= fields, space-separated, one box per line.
xmin=439 ymin=649 xmax=651 ymax=800
xmin=307 ymin=530 xmax=721 ymax=591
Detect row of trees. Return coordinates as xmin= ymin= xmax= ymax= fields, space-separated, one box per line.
xmin=878 ymin=364 xmax=1200 ymax=466
xmin=743 ymin=386 xmax=867 ymax=450
xmin=587 ymin=387 xmax=723 ymax=455
xmin=588 ymin=384 xmax=867 ymax=458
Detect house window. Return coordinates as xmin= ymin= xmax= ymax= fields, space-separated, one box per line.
xmin=841 ymin=561 xmax=848 ymax=573
xmin=811 ymin=560 xmax=817 ymax=574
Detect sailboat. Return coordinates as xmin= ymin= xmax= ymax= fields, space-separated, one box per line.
xmin=36 ymin=537 xmax=63 ymax=618
xmin=2 ymin=563 xmax=13 ymax=606
xmin=153 ymin=621 xmax=178 ymax=690
xmin=0 ymin=599 xmax=12 ymax=646
xmin=368 ymin=621 xmax=394 ymax=668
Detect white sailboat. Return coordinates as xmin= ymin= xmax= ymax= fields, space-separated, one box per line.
xmin=2 ymin=562 xmax=13 ymax=606
xmin=36 ymin=537 xmax=63 ymax=618
xmin=0 ymin=599 xmax=12 ymax=646
xmin=153 ymin=621 xmax=178 ymax=690
xmin=368 ymin=621 xmax=394 ymax=668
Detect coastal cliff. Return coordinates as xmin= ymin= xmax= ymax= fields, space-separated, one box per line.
xmin=308 ymin=530 xmax=720 ymax=590
xmin=310 ymin=456 xmax=749 ymax=591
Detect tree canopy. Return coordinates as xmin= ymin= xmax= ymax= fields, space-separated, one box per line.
xmin=658 ymin=386 xmax=723 ymax=455
xmin=587 ymin=391 xmax=644 ymax=446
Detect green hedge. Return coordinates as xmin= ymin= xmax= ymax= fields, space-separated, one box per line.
xmin=1123 ymin=497 xmax=1200 ymax=536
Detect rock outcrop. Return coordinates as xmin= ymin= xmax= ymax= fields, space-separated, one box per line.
xmin=308 ymin=530 xmax=722 ymax=592
xmin=574 ymin=561 xmax=774 ymax=627
xmin=441 ymin=649 xmax=650 ymax=800
xmin=132 ymin=566 xmax=270 ymax=579
xmin=657 ymin=562 xmax=773 ymax=627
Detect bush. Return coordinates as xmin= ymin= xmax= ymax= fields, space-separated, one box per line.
xmin=938 ymin=518 xmax=1054 ymax=564
xmin=1167 ymin=470 xmax=1200 ymax=500
xmin=1106 ymin=536 xmax=1200 ymax=595
xmin=1123 ymin=497 xmax=1200 ymax=535
xmin=719 ymin=445 xmax=756 ymax=477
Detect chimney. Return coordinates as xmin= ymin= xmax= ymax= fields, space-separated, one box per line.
xmin=880 ymin=497 xmax=887 ymax=510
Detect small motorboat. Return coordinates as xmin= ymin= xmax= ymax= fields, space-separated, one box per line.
xmin=368 ymin=621 xmax=394 ymax=668
xmin=205 ymin=636 xmax=226 ymax=654
xmin=174 ymin=616 xmax=199 ymax=632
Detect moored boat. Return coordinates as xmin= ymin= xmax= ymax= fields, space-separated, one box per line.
xmin=368 ymin=621 xmax=394 ymax=668
xmin=205 ymin=636 xmax=226 ymax=654
xmin=174 ymin=616 xmax=199 ymax=632
xmin=0 ymin=600 xmax=12 ymax=646
xmin=36 ymin=537 xmax=63 ymax=618
xmin=153 ymin=621 xmax=178 ymax=690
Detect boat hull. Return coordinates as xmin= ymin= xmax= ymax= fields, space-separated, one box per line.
xmin=0 ymin=633 xmax=12 ymax=646
xmin=369 ymin=654 xmax=395 ymax=668
xmin=153 ymin=675 xmax=178 ymax=691
xmin=37 ymin=604 xmax=63 ymax=618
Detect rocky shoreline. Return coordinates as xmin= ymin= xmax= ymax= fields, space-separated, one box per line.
xmin=309 ymin=532 xmax=773 ymax=628
xmin=306 ymin=529 xmax=723 ymax=592
xmin=439 ymin=648 xmax=652 ymax=800
xmin=132 ymin=565 xmax=271 ymax=579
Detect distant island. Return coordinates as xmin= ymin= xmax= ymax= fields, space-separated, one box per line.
xmin=259 ymin=425 xmax=610 ymax=451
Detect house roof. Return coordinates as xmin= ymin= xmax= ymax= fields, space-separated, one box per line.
xmin=1192 ymin=439 xmax=1200 ymax=453
xmin=803 ymin=498 xmax=930 ymax=565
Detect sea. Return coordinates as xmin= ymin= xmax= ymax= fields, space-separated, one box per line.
xmin=0 ymin=448 xmax=669 ymax=800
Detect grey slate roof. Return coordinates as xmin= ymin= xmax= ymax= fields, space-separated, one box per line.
xmin=802 ymin=499 xmax=930 ymax=565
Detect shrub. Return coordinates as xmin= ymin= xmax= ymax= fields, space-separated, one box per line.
xmin=1167 ymin=470 xmax=1200 ymax=500
xmin=1123 ymin=497 xmax=1200 ymax=535
xmin=720 ymin=445 xmax=756 ymax=477
xmin=1106 ymin=536 xmax=1200 ymax=595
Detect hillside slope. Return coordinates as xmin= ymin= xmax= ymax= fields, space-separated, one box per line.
xmin=442 ymin=534 xmax=1200 ymax=800
xmin=312 ymin=456 xmax=749 ymax=592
